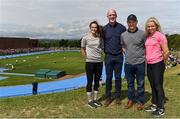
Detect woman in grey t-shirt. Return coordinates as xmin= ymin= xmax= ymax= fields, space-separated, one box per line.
xmin=81 ymin=21 xmax=103 ymax=108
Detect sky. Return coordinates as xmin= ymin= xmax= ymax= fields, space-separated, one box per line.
xmin=0 ymin=0 xmax=180 ymax=39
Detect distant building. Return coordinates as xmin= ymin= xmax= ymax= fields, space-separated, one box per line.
xmin=0 ymin=37 xmax=38 ymax=49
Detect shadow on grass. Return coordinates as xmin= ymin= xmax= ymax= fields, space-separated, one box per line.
xmin=145 ymin=92 xmax=169 ymax=105
xmin=98 ymin=90 xmax=152 ymax=105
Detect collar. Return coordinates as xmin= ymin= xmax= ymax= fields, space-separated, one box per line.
xmin=128 ymin=27 xmax=138 ymax=33
xmin=108 ymin=22 xmax=118 ymax=27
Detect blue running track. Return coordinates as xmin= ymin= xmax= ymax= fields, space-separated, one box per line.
xmin=0 ymin=51 xmax=125 ymax=98
xmin=0 ymin=65 xmax=125 ymax=98
xmin=0 ymin=50 xmax=79 ymax=60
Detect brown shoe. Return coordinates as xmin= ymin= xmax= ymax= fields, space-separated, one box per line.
xmin=115 ymin=98 xmax=121 ymax=105
xmin=137 ymin=103 xmax=144 ymax=111
xmin=125 ymin=100 xmax=133 ymax=109
xmin=104 ymin=98 xmax=111 ymax=107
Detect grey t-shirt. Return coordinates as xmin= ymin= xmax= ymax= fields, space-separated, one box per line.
xmin=81 ymin=33 xmax=103 ymax=62
xmin=121 ymin=29 xmax=146 ymax=64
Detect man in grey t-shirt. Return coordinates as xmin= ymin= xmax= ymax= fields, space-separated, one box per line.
xmin=121 ymin=14 xmax=146 ymax=111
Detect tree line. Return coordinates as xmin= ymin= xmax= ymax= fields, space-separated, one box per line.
xmin=38 ymin=39 xmax=81 ymax=48
xmin=166 ymin=34 xmax=180 ymax=50
xmin=38 ymin=34 xmax=180 ymax=50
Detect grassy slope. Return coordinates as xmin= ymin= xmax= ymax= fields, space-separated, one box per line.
xmin=0 ymin=65 xmax=179 ymax=118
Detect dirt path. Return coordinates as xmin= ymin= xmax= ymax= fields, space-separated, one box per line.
xmin=57 ymin=73 xmax=86 ymax=81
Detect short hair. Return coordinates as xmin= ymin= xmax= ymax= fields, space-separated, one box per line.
xmin=107 ymin=9 xmax=117 ymax=17
xmin=145 ymin=17 xmax=162 ymax=35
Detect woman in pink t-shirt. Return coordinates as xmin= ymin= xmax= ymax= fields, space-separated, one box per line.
xmin=144 ymin=17 xmax=169 ymax=117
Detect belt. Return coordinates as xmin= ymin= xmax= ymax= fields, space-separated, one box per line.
xmin=106 ymin=52 xmax=122 ymax=56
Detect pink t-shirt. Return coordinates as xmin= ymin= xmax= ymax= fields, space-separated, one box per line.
xmin=145 ymin=31 xmax=167 ymax=64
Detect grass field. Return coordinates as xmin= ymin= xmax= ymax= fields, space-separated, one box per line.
xmin=0 ymin=65 xmax=179 ymax=118
xmin=0 ymin=51 xmax=85 ymax=86
xmin=0 ymin=75 xmax=53 ymax=86
xmin=0 ymin=52 xmax=84 ymax=74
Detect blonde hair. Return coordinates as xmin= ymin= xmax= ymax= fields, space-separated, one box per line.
xmin=145 ymin=17 xmax=162 ymax=35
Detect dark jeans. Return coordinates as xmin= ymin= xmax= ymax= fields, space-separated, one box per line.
xmin=105 ymin=54 xmax=123 ymax=98
xmin=33 ymin=88 xmax=38 ymax=95
xmin=86 ymin=62 xmax=103 ymax=92
xmin=32 ymin=82 xmax=38 ymax=95
xmin=147 ymin=60 xmax=165 ymax=109
xmin=125 ymin=62 xmax=145 ymax=104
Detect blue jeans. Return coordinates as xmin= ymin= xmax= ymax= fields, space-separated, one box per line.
xmin=105 ymin=54 xmax=123 ymax=98
xmin=125 ymin=62 xmax=145 ymax=104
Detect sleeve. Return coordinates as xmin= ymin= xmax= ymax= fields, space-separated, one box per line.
xmin=158 ymin=32 xmax=167 ymax=45
xmin=100 ymin=37 xmax=104 ymax=50
xmin=81 ymin=36 xmax=86 ymax=48
xmin=121 ymin=35 xmax=125 ymax=49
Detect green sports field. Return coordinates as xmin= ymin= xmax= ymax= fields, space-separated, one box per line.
xmin=0 ymin=51 xmax=85 ymax=86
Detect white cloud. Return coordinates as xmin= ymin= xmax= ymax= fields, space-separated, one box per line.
xmin=0 ymin=0 xmax=179 ymax=39
xmin=0 ymin=20 xmax=89 ymax=39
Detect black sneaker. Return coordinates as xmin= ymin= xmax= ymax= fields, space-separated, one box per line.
xmin=151 ymin=108 xmax=165 ymax=117
xmin=93 ymin=100 xmax=102 ymax=106
xmin=87 ymin=101 xmax=97 ymax=108
xmin=145 ymin=104 xmax=157 ymax=112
